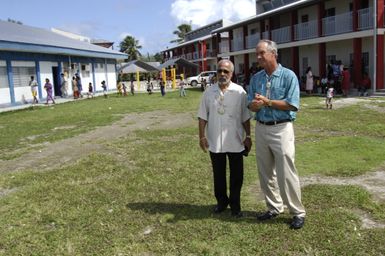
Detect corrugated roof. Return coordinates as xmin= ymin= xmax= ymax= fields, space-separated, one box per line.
xmin=0 ymin=20 xmax=127 ymax=59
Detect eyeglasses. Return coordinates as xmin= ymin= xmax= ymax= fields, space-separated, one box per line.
xmin=217 ymin=69 xmax=230 ymax=74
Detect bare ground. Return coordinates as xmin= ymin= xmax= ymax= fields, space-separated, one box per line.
xmin=1 ymin=107 xmax=384 ymax=228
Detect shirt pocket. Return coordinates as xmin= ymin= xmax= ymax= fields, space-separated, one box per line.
xmin=271 ymin=87 xmax=286 ymax=100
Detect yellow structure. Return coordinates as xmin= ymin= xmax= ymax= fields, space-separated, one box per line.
xmin=171 ymin=68 xmax=176 ymax=89
xmin=136 ymin=71 xmax=140 ymax=89
xmin=162 ymin=68 xmax=166 ymax=84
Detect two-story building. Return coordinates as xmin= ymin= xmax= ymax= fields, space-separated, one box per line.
xmin=162 ymin=20 xmax=232 ymax=77
xmin=163 ymin=0 xmax=384 ymax=93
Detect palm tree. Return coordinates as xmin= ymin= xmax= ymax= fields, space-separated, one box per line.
xmin=170 ymin=23 xmax=192 ymax=44
xmin=119 ymin=35 xmax=142 ymax=61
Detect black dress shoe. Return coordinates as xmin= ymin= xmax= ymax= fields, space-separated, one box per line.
xmin=213 ymin=205 xmax=227 ymax=214
xmin=231 ymin=211 xmax=243 ymax=218
xmin=290 ymin=216 xmax=305 ymax=229
xmin=257 ymin=211 xmax=279 ymax=221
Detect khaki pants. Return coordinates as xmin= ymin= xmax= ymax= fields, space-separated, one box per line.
xmin=255 ymin=121 xmax=306 ymax=217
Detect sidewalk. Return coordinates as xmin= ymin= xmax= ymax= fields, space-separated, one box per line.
xmin=0 ymin=87 xmax=178 ymax=114
xmin=0 ymin=90 xmax=117 ymax=114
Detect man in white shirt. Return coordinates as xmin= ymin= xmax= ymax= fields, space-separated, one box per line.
xmin=197 ymin=59 xmax=252 ymax=218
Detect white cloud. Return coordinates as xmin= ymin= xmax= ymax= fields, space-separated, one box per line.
xmin=119 ymin=32 xmax=133 ymax=40
xmin=170 ymin=0 xmax=255 ymax=27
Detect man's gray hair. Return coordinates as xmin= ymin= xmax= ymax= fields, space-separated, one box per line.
xmin=218 ymin=59 xmax=234 ymax=72
xmin=259 ymin=39 xmax=278 ymax=57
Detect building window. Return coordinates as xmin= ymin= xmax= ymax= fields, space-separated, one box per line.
xmin=302 ymin=57 xmax=308 ymax=76
xmin=81 ymin=64 xmax=91 ymax=78
xmin=0 ymin=67 xmax=9 ymax=88
xmin=12 ymin=67 xmax=35 ymax=88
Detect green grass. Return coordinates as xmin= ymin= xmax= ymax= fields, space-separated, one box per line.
xmin=0 ymin=91 xmax=384 ymax=255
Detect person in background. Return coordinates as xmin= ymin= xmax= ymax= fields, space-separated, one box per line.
xmin=198 ymin=59 xmax=252 ymax=218
xmin=44 ymin=78 xmax=55 ymax=104
xmin=179 ymin=79 xmax=187 ymax=97
xmin=320 ymin=75 xmax=328 ymax=94
xmin=72 ymin=76 xmax=78 ymax=99
xmin=60 ymin=73 xmax=68 ymax=98
xmin=147 ymin=81 xmax=153 ymax=95
xmin=358 ymin=72 xmax=371 ymax=97
xmin=122 ymin=83 xmax=127 ymax=96
xmin=325 ymin=84 xmax=334 ymax=109
xmin=305 ymin=66 xmax=313 ymax=95
xmin=160 ymin=80 xmax=166 ymax=96
xmin=117 ymin=81 xmax=123 ymax=96
xmin=29 ymin=76 xmax=39 ymax=104
xmin=75 ymin=73 xmax=83 ymax=98
xmin=101 ymin=80 xmax=108 ymax=98
xmin=87 ymin=82 xmax=94 ymax=98
xmin=248 ymin=39 xmax=306 ymax=229
xmin=341 ymin=67 xmax=350 ymax=97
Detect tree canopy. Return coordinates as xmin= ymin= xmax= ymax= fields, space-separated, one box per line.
xmin=119 ymin=35 xmax=142 ymax=61
xmin=170 ymin=24 xmax=192 ymax=44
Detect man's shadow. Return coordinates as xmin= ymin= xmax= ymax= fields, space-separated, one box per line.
xmin=126 ymin=202 xmax=289 ymax=225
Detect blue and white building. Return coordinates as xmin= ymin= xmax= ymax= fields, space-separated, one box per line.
xmin=0 ymin=20 xmax=127 ymax=106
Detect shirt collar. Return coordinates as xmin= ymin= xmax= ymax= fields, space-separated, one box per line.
xmin=262 ymin=64 xmax=283 ymax=79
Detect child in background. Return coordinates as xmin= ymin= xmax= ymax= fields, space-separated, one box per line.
xmin=101 ymin=80 xmax=108 ymax=98
xmin=87 ymin=82 xmax=94 ymax=98
xmin=326 ymin=85 xmax=334 ymax=109
xmin=320 ymin=76 xmax=328 ymax=94
xmin=117 ymin=81 xmax=123 ymax=96
xmin=122 ymin=83 xmax=127 ymax=96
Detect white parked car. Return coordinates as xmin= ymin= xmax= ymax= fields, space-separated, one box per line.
xmin=186 ymin=71 xmax=217 ymax=86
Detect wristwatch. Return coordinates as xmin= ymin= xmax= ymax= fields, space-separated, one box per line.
xmin=267 ymin=100 xmax=273 ymax=107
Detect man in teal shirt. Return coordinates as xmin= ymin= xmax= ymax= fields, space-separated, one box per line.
xmin=248 ymin=39 xmax=306 ymax=229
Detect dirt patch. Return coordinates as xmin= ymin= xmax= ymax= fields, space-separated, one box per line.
xmin=0 ymin=110 xmax=196 ymax=174
xmin=319 ymin=97 xmax=385 ymax=110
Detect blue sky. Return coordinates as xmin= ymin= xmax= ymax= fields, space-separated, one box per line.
xmin=0 ymin=0 xmax=256 ymax=54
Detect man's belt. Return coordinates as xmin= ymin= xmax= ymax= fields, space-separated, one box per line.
xmin=257 ymin=119 xmax=291 ymax=125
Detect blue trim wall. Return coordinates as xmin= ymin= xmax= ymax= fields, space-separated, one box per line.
xmin=0 ymin=51 xmax=117 ymax=64
xmin=0 ymin=50 xmax=119 ymax=106
xmin=6 ymin=59 xmax=15 ymax=104
xmin=35 ymin=61 xmax=42 ymax=99
xmin=0 ymin=41 xmax=126 ymax=60
xmin=91 ymin=61 xmax=96 ymax=92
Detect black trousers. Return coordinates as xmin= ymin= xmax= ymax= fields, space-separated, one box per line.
xmin=209 ymin=152 xmax=244 ymax=213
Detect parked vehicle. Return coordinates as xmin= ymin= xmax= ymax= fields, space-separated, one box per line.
xmin=186 ymin=71 xmax=216 ymax=86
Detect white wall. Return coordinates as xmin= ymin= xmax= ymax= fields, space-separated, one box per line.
xmin=0 ymin=61 xmax=10 ymax=105
xmin=233 ymin=55 xmax=244 ymax=74
xmin=299 ymin=44 xmax=319 ymax=76
xmin=326 ymin=39 xmax=352 ymax=67
xmin=297 ymin=5 xmax=318 ymax=22
xmin=39 ymin=61 xmax=56 ymax=99
xmin=94 ymin=63 xmax=107 ymax=91
xmin=106 ymin=63 xmax=117 ymax=90
xmin=12 ymin=61 xmax=37 ymax=103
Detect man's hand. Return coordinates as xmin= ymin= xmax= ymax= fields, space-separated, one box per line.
xmin=248 ymin=94 xmax=265 ymax=112
xmin=243 ymin=137 xmax=252 ymax=154
xmin=199 ymin=137 xmax=208 ymax=153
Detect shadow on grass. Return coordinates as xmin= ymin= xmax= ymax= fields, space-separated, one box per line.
xmin=126 ymin=202 xmax=291 ymax=225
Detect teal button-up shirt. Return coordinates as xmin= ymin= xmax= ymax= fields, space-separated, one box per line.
xmin=248 ymin=64 xmax=300 ymax=122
